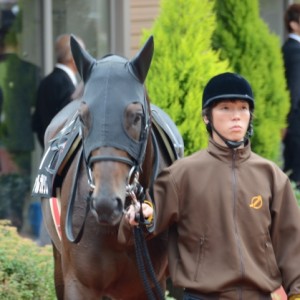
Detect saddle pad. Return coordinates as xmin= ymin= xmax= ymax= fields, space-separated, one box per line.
xmin=32 ymin=114 xmax=82 ymax=199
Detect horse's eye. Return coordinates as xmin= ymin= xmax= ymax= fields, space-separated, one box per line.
xmin=133 ymin=113 xmax=142 ymax=125
xmin=124 ymin=103 xmax=144 ymax=141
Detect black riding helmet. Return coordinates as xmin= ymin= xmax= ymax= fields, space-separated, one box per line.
xmin=202 ymin=72 xmax=255 ymax=148
xmin=202 ymin=72 xmax=254 ymax=109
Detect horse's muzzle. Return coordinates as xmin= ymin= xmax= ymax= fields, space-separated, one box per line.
xmin=90 ymin=196 xmax=123 ymax=226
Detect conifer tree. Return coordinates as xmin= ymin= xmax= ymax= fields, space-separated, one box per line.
xmin=142 ymin=0 xmax=230 ymax=154
xmin=212 ymin=0 xmax=289 ymax=162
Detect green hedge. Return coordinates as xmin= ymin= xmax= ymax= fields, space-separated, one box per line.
xmin=0 ymin=220 xmax=177 ymax=299
xmin=0 ymin=220 xmax=55 ymax=299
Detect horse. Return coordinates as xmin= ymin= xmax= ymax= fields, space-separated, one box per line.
xmin=32 ymin=35 xmax=184 ymax=300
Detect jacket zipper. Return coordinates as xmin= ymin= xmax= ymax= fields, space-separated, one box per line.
xmin=232 ymin=149 xmax=245 ymax=300
xmin=193 ymin=236 xmax=205 ymax=281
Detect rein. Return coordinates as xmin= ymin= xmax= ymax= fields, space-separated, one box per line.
xmin=126 ymin=132 xmax=164 ymax=300
xmin=65 ymin=148 xmax=91 ymax=243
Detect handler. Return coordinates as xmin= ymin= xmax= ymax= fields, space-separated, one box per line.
xmin=120 ymin=72 xmax=300 ymax=300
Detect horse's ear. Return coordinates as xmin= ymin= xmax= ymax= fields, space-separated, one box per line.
xmin=129 ymin=35 xmax=154 ymax=83
xmin=70 ymin=34 xmax=96 ymax=83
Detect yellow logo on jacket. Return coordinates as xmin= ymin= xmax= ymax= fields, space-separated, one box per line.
xmin=249 ymin=195 xmax=263 ymax=209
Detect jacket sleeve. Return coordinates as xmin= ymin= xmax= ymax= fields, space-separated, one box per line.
xmin=270 ymin=175 xmax=300 ymax=296
xmin=151 ymin=168 xmax=180 ymax=235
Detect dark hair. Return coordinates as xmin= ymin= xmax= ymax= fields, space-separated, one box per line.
xmin=284 ymin=4 xmax=300 ymax=33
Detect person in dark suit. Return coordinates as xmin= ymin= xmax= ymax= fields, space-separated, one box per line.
xmin=32 ymin=34 xmax=85 ymax=150
xmin=282 ymin=4 xmax=300 ymax=189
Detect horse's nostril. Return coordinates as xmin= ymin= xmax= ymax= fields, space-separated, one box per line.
xmin=91 ymin=196 xmax=124 ymax=225
xmin=115 ymin=197 xmax=123 ymax=213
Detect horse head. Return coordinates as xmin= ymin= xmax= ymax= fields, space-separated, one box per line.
xmin=71 ymin=35 xmax=154 ymax=226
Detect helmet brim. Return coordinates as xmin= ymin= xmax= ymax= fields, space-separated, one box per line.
xmin=203 ymin=94 xmax=254 ymax=109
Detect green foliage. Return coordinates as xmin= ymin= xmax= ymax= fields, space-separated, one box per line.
xmin=212 ymin=0 xmax=290 ymax=162
xmin=0 ymin=220 xmax=176 ymax=300
xmin=0 ymin=220 xmax=55 ymax=299
xmin=142 ymin=0 xmax=230 ymax=154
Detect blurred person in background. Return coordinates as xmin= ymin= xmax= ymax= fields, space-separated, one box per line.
xmin=282 ymin=3 xmax=300 ymax=189
xmin=32 ymin=33 xmax=85 ymax=150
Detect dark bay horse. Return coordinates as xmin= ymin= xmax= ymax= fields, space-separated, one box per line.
xmin=33 ymin=35 xmax=183 ymax=300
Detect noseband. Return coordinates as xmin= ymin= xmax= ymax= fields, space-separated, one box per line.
xmin=86 ymin=154 xmax=144 ymax=209
xmin=87 ymin=155 xmax=135 ymax=190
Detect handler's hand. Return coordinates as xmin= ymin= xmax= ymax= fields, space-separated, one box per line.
xmin=125 ymin=202 xmax=153 ymax=226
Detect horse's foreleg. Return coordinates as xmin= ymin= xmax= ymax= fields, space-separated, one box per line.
xmin=53 ymin=243 xmax=64 ymax=300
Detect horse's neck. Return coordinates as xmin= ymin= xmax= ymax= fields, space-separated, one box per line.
xmin=140 ymin=126 xmax=170 ymax=190
xmin=140 ymin=135 xmax=155 ymax=189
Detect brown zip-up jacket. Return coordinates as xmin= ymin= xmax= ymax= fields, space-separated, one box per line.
xmin=151 ymin=139 xmax=300 ymax=298
xmin=118 ymin=139 xmax=300 ymax=298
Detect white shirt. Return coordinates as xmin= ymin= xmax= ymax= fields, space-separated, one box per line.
xmin=55 ymin=63 xmax=77 ymax=86
xmin=289 ymin=33 xmax=300 ymax=44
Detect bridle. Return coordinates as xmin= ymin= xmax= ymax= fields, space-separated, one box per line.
xmin=87 ymin=155 xmax=135 ymax=191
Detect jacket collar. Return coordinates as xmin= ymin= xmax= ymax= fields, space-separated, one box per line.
xmin=207 ymin=138 xmax=251 ymax=164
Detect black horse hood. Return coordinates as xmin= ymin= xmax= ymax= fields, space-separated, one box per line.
xmin=70 ymin=35 xmax=154 ymax=164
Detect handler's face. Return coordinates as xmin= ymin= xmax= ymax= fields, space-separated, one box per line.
xmin=211 ymin=100 xmax=250 ymax=147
